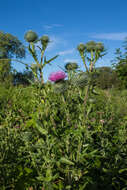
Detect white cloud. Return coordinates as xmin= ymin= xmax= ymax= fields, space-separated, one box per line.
xmin=64 ymin=59 xmax=79 ymax=63
xmin=91 ymin=32 xmax=127 ymax=40
xmin=43 ymin=25 xmax=53 ymax=30
xmin=59 ymin=48 xmax=75 ymax=56
xmin=46 ymin=36 xmax=60 ymax=51
xmin=43 ymin=24 xmax=63 ymax=31
xmin=46 ymin=36 xmax=67 ymax=52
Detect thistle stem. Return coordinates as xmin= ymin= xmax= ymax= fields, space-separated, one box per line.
xmin=80 ymin=53 xmax=89 ymax=73
xmin=84 ymin=82 xmax=90 ymax=105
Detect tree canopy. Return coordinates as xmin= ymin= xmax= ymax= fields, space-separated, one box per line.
xmin=0 ymin=31 xmax=26 ymax=84
xmin=112 ymin=38 xmax=127 ymax=89
xmin=0 ymin=31 xmax=25 ymax=59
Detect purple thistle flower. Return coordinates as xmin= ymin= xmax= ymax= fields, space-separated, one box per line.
xmin=48 ymin=71 xmax=67 ymax=82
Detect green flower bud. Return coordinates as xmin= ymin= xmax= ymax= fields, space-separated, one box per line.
xmin=95 ymin=42 xmax=104 ymax=51
xmin=24 ymin=30 xmax=38 ymax=43
xmin=86 ymin=41 xmax=97 ymax=52
xmin=65 ymin=62 xmax=78 ymax=71
xmin=40 ymin=35 xmax=50 ymax=47
xmin=77 ymin=43 xmax=86 ymax=53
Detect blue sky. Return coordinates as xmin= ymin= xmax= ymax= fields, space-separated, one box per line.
xmin=1 ymin=0 xmax=127 ymax=81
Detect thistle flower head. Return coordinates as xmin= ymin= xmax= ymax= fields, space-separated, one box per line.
xmin=48 ymin=71 xmax=67 ymax=82
xmin=24 ymin=30 xmax=38 ymax=43
xmin=77 ymin=43 xmax=86 ymax=53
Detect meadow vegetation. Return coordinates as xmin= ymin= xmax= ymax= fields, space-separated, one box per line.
xmin=0 ymin=31 xmax=127 ymax=190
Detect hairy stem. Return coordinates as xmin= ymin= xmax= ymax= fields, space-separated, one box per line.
xmin=80 ymin=53 xmax=89 ymax=73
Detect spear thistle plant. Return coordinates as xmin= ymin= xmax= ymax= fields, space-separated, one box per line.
xmin=77 ymin=41 xmax=106 ymax=105
xmin=1 ymin=30 xmax=59 ymax=84
xmin=24 ymin=31 xmax=59 ymax=84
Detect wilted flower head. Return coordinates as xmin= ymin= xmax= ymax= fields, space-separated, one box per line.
xmin=48 ymin=71 xmax=67 ymax=82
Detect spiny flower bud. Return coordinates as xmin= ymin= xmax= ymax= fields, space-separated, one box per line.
xmin=77 ymin=43 xmax=86 ymax=53
xmin=86 ymin=41 xmax=97 ymax=52
xmin=65 ymin=62 xmax=78 ymax=71
xmin=95 ymin=42 xmax=104 ymax=51
xmin=24 ymin=30 xmax=38 ymax=43
xmin=40 ymin=35 xmax=50 ymax=47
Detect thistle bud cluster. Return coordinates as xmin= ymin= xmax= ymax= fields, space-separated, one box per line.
xmin=86 ymin=41 xmax=104 ymax=52
xmin=77 ymin=41 xmax=104 ymax=53
xmin=24 ymin=31 xmax=50 ymax=49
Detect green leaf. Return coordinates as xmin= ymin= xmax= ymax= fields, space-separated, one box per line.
xmin=102 ymin=168 xmax=109 ymax=173
xmin=66 ymin=185 xmax=71 ymax=189
xmin=25 ymin=119 xmax=36 ymax=127
xmin=119 ymin=168 xmax=127 ymax=174
xmin=36 ymin=125 xmax=48 ymax=135
xmin=24 ymin=167 xmax=33 ymax=174
xmin=60 ymin=157 xmax=75 ymax=165
xmin=45 ymin=168 xmax=52 ymax=182
xmin=79 ymin=182 xmax=89 ymax=190
xmin=35 ymin=119 xmax=48 ymax=135
xmin=46 ymin=55 xmax=59 ymax=64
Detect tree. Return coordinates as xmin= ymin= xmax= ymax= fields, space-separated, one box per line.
xmin=13 ymin=70 xmax=34 ymax=86
xmin=112 ymin=38 xmax=127 ymax=89
xmin=0 ymin=31 xmax=25 ymax=84
xmin=77 ymin=41 xmax=106 ymax=105
xmin=93 ymin=67 xmax=121 ymax=89
xmin=0 ymin=31 xmax=25 ymax=59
